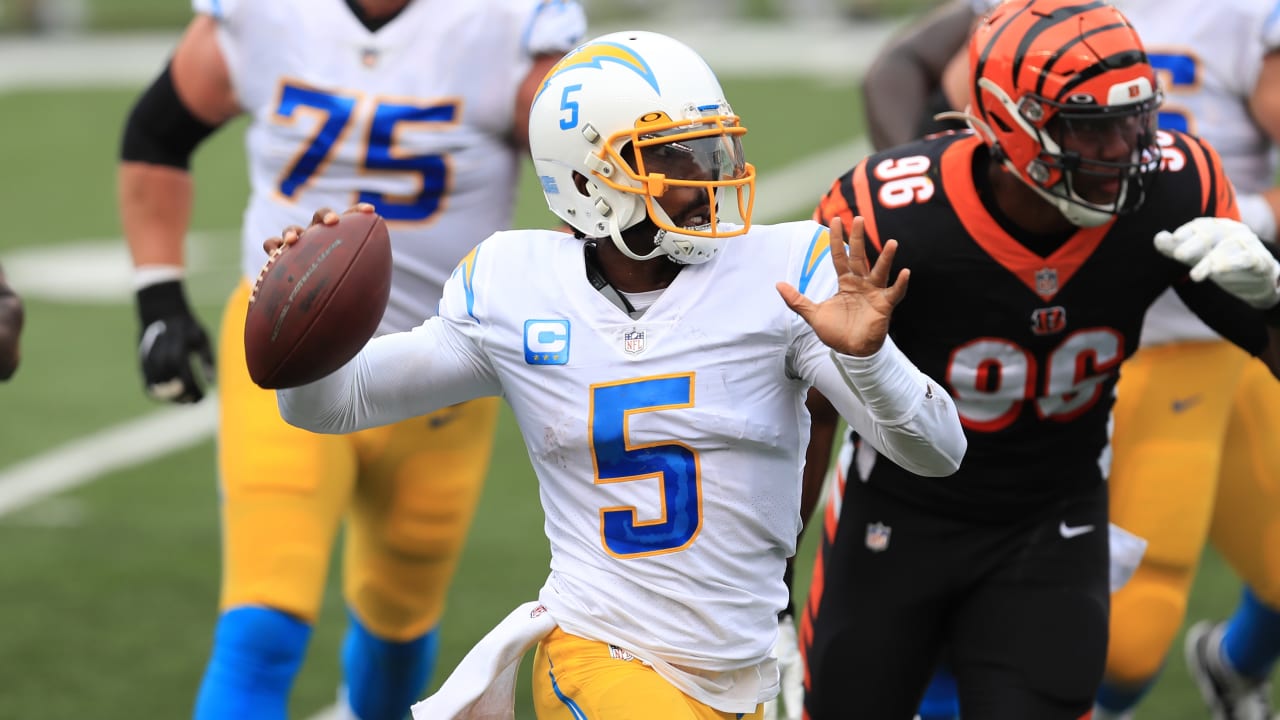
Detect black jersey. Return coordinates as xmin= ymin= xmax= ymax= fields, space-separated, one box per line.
xmin=816 ymin=130 xmax=1264 ymax=517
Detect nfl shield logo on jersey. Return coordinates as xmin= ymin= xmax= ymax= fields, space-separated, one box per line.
xmin=623 ymin=328 xmax=646 ymax=354
xmin=1034 ymin=267 xmax=1059 ymax=298
xmin=865 ymin=522 xmax=891 ymax=552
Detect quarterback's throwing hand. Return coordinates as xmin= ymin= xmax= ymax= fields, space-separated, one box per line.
xmin=777 ymin=215 xmax=909 ymax=357
xmin=262 ymin=203 xmax=376 ymax=256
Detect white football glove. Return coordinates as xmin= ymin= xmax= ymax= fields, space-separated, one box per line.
xmin=1154 ymin=217 xmax=1280 ymax=309
xmin=763 ymin=612 xmax=804 ymax=720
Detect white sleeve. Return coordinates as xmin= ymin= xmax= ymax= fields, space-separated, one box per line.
xmin=1264 ymin=0 xmax=1280 ymax=52
xmin=795 ymin=334 xmax=966 ymax=478
xmin=521 ymin=0 xmax=587 ymax=56
xmin=277 ymin=243 xmax=503 ymax=434
xmin=191 ymin=0 xmax=235 ymax=21
xmin=276 ymin=317 xmax=501 ymax=434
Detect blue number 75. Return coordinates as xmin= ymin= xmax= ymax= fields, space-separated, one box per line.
xmin=590 ymin=374 xmax=702 ymax=558
xmin=273 ymin=82 xmax=456 ymax=223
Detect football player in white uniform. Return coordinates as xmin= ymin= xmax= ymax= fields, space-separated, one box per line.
xmin=273 ymin=30 xmax=967 ymax=719
xmin=117 ymin=1 xmax=585 ymax=718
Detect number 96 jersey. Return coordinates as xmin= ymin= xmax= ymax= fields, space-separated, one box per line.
xmin=815 ymin=131 xmax=1267 ymax=519
xmin=194 ymin=0 xmax=586 ymax=334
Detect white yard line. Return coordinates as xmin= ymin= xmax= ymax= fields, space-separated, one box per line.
xmin=0 ymin=398 xmax=217 ymax=516
xmin=0 ymin=19 xmax=898 ymax=92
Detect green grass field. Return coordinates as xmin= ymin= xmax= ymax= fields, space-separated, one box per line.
xmin=0 ymin=4 xmax=1274 ymax=720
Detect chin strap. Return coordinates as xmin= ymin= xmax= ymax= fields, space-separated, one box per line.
xmin=606 ymin=213 xmax=666 ymax=263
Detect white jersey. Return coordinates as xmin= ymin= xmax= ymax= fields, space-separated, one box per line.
xmin=277 ymin=222 xmax=965 ymax=712
xmin=1116 ymin=0 xmax=1280 ymax=345
xmin=193 ymin=0 xmax=585 ymax=333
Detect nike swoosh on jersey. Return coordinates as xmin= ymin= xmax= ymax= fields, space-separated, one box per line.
xmin=1171 ymin=395 xmax=1202 ymax=413
xmin=1059 ymin=522 xmax=1095 ymax=539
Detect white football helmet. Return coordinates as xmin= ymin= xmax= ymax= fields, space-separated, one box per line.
xmin=528 ymin=30 xmax=756 ymax=264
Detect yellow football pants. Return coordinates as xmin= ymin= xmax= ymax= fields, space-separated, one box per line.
xmin=216 ymin=281 xmax=498 ymax=640
xmin=532 ymin=628 xmax=765 ymax=720
xmin=1106 ymin=340 xmax=1280 ymax=685
xmin=1211 ymin=356 xmax=1280 ymax=603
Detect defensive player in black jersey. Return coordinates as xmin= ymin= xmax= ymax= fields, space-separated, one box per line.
xmin=0 ymin=263 xmax=21 ymax=380
xmin=801 ymin=1 xmax=1280 ymax=718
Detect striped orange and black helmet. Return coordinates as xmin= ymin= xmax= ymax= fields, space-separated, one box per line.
xmin=968 ymin=0 xmax=1163 ymax=226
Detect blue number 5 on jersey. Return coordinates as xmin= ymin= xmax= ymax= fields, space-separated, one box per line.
xmin=590 ymin=374 xmax=702 ymax=558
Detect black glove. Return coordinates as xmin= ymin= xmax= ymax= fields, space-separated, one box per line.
xmin=135 ymin=280 xmax=214 ymax=403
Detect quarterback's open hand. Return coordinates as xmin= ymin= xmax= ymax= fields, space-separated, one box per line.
xmin=262 ymin=203 xmax=376 ymax=255
xmin=777 ymin=216 xmax=909 ymax=357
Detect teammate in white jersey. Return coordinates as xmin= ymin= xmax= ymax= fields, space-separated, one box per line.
xmin=271 ymin=30 xmax=967 ymax=719
xmin=116 ymin=2 xmax=586 ymax=718
xmin=858 ymin=1 xmax=1280 ymax=719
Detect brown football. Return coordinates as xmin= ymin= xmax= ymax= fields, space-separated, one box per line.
xmin=244 ymin=211 xmax=392 ymax=389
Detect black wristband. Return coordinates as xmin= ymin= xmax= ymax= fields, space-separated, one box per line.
xmin=136 ymin=279 xmax=191 ymax=326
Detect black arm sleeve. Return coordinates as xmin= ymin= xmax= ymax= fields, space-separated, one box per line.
xmin=1265 ymin=240 xmax=1280 ymax=328
xmin=1173 ymin=280 xmax=1269 ymax=355
xmin=120 ymin=62 xmax=222 ymax=169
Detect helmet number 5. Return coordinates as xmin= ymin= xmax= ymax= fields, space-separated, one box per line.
xmin=559 ymin=83 xmax=582 ymax=130
xmin=590 ymin=374 xmax=702 ymax=558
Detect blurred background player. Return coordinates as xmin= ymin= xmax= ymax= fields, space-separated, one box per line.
xmin=805 ymin=0 xmax=1280 ymax=717
xmin=0 ymin=263 xmax=23 ymax=380
xmin=116 ymin=1 xmax=586 ymax=718
xmin=858 ymin=0 xmax=1280 ymax=718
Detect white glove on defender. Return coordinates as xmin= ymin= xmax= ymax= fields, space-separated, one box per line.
xmin=1154 ymin=217 xmax=1280 ymax=309
xmin=763 ymin=613 xmax=804 ymax=720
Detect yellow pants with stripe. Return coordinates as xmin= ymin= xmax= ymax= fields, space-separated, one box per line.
xmin=1106 ymin=340 xmax=1280 ymax=684
xmin=216 ymin=281 xmax=499 ymax=640
xmin=532 ymin=628 xmax=764 ymax=720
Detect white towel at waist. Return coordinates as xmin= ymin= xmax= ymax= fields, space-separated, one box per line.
xmin=411 ymin=601 xmax=556 ymax=720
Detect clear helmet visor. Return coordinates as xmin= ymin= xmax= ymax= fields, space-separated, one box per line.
xmin=637 ymin=129 xmax=748 ymax=184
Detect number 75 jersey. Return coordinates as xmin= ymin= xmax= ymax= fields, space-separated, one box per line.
xmin=815 ymin=131 xmax=1261 ymax=516
xmin=194 ymin=0 xmax=585 ymax=334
